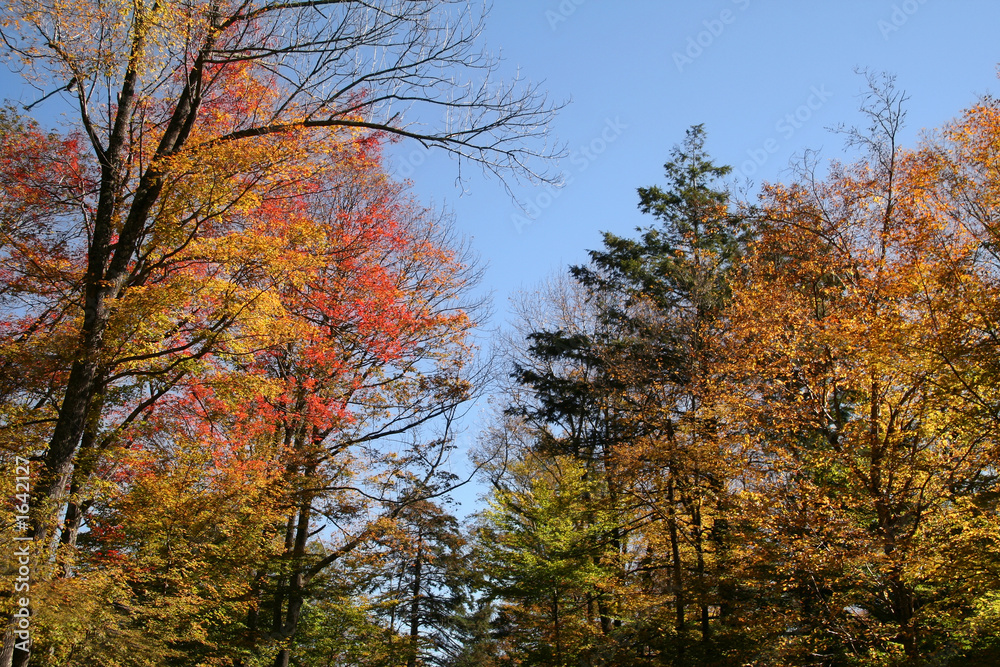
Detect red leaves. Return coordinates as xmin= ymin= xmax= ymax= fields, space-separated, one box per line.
xmin=2 ymin=57 xmax=478 ymax=659
xmin=0 ymin=111 xmax=93 ymax=304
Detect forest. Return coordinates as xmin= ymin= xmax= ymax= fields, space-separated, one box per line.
xmin=1 ymin=1 xmax=999 ymax=666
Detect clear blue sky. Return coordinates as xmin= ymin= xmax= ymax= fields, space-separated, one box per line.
xmin=400 ymin=0 xmax=1000 ymax=322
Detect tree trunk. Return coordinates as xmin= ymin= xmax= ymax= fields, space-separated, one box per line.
xmin=10 ymin=647 xmax=27 ymax=667
xmin=552 ymin=589 xmax=563 ymax=667
xmin=0 ymin=627 xmax=14 ymax=667
xmin=694 ymin=506 xmax=710 ymax=642
xmin=890 ymin=574 xmax=916 ymax=657
xmin=270 ymin=430 xmax=316 ymax=666
xmin=407 ymin=541 xmax=422 ymax=667
xmin=667 ymin=481 xmax=685 ymax=642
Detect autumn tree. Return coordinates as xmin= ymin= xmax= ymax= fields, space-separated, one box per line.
xmin=717 ymin=76 xmax=1000 ymax=665
xmin=1 ymin=48 xmax=493 ymax=667
xmin=223 ymin=160 xmax=485 ymax=667
xmin=476 ymin=128 xmax=751 ymax=665
xmin=28 ymin=412 xmax=287 ymax=666
xmin=5 ymin=141 xmax=487 ymax=667
xmin=571 ymin=125 xmax=747 ymax=659
xmin=0 ymin=0 xmax=555 ymax=567
xmin=900 ymin=91 xmax=1000 ymax=665
xmin=0 ymin=1 xmax=554 ymax=663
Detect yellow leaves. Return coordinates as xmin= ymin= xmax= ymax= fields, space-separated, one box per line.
xmin=8 ymin=0 xmax=155 ymax=81
xmin=710 ymin=97 xmax=1000 ymax=661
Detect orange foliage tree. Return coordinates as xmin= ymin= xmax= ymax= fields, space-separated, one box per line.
xmin=2 ymin=111 xmax=483 ymax=665
xmin=1 ymin=1 xmax=552 ymax=664
xmin=717 ymin=79 xmax=1000 ymax=664
xmin=0 ymin=0 xmax=553 ymax=556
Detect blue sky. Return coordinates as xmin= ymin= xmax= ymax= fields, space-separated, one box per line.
xmin=399 ymin=0 xmax=1000 ymax=324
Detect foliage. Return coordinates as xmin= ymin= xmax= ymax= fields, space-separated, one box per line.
xmin=480 ymin=91 xmax=1000 ymax=666
xmin=3 ymin=10 xmax=1000 ymax=661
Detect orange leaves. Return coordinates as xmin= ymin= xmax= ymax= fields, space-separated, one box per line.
xmin=711 ymin=88 xmax=1000 ymax=662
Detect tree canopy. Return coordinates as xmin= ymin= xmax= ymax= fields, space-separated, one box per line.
xmin=2 ymin=8 xmax=1000 ymax=664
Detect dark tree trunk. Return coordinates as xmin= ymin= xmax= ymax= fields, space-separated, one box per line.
xmin=407 ymin=542 xmax=422 ymax=667
xmin=694 ymin=507 xmax=710 ymax=642
xmin=0 ymin=627 xmax=14 ymax=667
xmin=667 ymin=481 xmax=685 ymax=643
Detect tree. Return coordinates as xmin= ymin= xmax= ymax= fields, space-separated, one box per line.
xmin=572 ymin=125 xmax=747 ymax=658
xmin=716 ymin=77 xmax=1000 ymax=665
xmin=0 ymin=0 xmax=555 ymax=560
xmin=363 ymin=498 xmax=472 ymax=667
xmin=0 ymin=107 xmax=92 ymax=461
xmin=477 ymin=453 xmax=638 ymax=667
xmin=901 ymin=92 xmax=1000 ymax=666
xmin=479 ymin=128 xmax=750 ymax=664
xmin=0 ymin=99 xmax=490 ymax=667
xmin=0 ymin=122 xmax=485 ymax=666
xmin=1 ymin=2 xmax=554 ymax=662
xmin=29 ymin=416 xmax=287 ymax=666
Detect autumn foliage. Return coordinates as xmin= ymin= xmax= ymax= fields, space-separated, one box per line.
xmin=2 ymin=4 xmax=1000 ymax=663
xmin=477 ymin=89 xmax=1000 ymax=667
xmin=0 ymin=69 xmax=480 ymax=667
